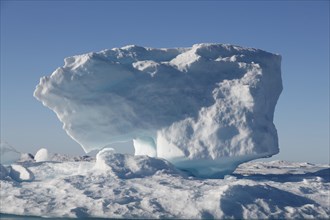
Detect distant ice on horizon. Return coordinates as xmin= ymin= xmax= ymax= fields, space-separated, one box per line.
xmin=34 ymin=148 xmax=49 ymax=162
xmin=34 ymin=43 xmax=282 ymax=177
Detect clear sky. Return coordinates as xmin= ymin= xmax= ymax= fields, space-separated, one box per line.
xmin=1 ymin=0 xmax=329 ymax=163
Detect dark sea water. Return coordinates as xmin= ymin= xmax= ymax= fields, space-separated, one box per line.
xmin=0 ymin=214 xmax=73 ymax=220
xmin=0 ymin=213 xmax=111 ymax=219
xmin=0 ymin=214 xmax=45 ymax=219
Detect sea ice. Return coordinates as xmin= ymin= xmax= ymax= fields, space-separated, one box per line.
xmin=34 ymin=43 xmax=282 ymax=177
xmin=0 ymin=156 xmax=329 ymax=218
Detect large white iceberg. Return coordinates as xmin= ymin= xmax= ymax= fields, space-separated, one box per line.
xmin=34 ymin=43 xmax=282 ymax=177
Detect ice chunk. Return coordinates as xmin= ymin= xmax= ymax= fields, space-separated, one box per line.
xmin=9 ymin=164 xmax=34 ymax=182
xmin=133 ymin=137 xmax=157 ymax=157
xmin=95 ymin=147 xmax=116 ymax=171
xmin=0 ymin=141 xmax=21 ymax=165
xmin=34 ymin=43 xmax=282 ymax=177
xmin=95 ymin=148 xmax=180 ymax=178
xmin=34 ymin=148 xmax=49 ymax=162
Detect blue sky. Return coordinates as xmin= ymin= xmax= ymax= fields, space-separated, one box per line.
xmin=1 ymin=0 xmax=329 ymax=163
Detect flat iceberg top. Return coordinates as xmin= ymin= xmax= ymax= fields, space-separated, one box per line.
xmin=34 ymin=43 xmax=282 ymax=177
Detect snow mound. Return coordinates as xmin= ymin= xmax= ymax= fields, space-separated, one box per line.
xmin=34 ymin=148 xmax=49 ymax=162
xmin=9 ymin=164 xmax=34 ymax=182
xmin=95 ymin=148 xmax=181 ymax=178
xmin=0 ymin=141 xmax=21 ymax=165
xmin=34 ymin=43 xmax=282 ymax=177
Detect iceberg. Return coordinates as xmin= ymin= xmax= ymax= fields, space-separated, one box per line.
xmin=34 ymin=148 xmax=49 ymax=162
xmin=34 ymin=43 xmax=282 ymax=177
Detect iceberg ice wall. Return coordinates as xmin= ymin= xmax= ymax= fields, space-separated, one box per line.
xmin=34 ymin=43 xmax=282 ymax=177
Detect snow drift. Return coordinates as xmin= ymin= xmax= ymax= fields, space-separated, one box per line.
xmin=0 ymin=156 xmax=329 ymax=219
xmin=34 ymin=43 xmax=282 ymax=177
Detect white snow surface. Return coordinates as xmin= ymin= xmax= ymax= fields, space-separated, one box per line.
xmin=0 ymin=152 xmax=329 ymax=219
xmin=34 ymin=43 xmax=282 ymax=177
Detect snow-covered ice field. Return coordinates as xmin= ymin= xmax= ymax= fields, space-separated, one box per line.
xmin=1 ymin=151 xmax=329 ymax=219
